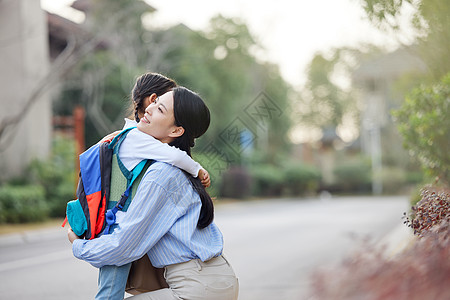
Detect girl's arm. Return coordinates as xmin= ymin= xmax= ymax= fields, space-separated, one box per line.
xmin=198 ymin=169 xmax=211 ymax=188
xmin=97 ymin=128 xmax=211 ymax=186
xmin=122 ymin=129 xmax=206 ymax=179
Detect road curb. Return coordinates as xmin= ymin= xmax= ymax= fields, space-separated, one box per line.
xmin=378 ymin=223 xmax=416 ymax=257
xmin=0 ymin=226 xmax=64 ymax=247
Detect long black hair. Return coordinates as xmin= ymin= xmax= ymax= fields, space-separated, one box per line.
xmin=169 ymin=87 xmax=213 ymax=229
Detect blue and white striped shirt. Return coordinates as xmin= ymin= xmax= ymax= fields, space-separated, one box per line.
xmin=72 ymin=161 xmax=223 ymax=268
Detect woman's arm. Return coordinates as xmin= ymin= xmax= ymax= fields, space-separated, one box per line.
xmin=71 ymin=166 xmax=189 ymax=268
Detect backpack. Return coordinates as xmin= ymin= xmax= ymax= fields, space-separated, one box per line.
xmin=63 ymin=127 xmax=151 ymax=240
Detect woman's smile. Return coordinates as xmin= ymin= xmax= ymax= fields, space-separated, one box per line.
xmin=136 ymin=91 xmax=180 ymax=143
xmin=141 ymin=114 xmax=150 ymax=124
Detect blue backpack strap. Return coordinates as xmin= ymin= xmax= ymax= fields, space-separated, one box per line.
xmin=103 ymin=127 xmax=150 ymax=235
xmin=108 ymin=127 xmax=135 ymax=151
xmin=103 ymin=160 xmax=149 ymax=235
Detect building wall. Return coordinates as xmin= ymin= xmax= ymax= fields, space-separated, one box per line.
xmin=0 ymin=0 xmax=51 ymax=181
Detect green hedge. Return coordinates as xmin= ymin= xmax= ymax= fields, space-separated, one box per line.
xmin=0 ymin=185 xmax=48 ymax=223
xmin=333 ymin=158 xmax=372 ymax=193
xmin=250 ymin=164 xmax=285 ymax=196
xmin=28 ymin=136 xmax=76 ymax=217
xmin=249 ymin=163 xmax=321 ymax=197
xmin=393 ymin=73 xmax=450 ymax=185
xmin=283 ymin=163 xmax=321 ymax=196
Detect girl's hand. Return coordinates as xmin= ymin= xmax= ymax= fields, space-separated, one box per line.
xmin=198 ymin=169 xmax=211 ymax=188
xmin=99 ymin=130 xmax=121 ymax=143
xmin=68 ymin=229 xmax=80 ymax=244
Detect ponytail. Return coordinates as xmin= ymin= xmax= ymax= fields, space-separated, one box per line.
xmin=169 ymin=87 xmax=213 ymax=229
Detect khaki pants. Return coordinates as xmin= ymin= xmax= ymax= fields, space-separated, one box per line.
xmin=128 ymin=255 xmax=239 ymax=300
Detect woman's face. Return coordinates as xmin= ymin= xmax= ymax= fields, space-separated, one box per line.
xmin=137 ymin=91 xmax=183 ymax=143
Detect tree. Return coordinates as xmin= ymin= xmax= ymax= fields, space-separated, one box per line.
xmin=153 ymin=15 xmax=293 ymax=163
xmin=54 ymin=10 xmax=294 ymax=172
xmin=297 ymin=47 xmax=369 ymax=141
xmin=359 ymin=0 xmax=450 ymax=79
xmin=393 ymin=74 xmax=450 ymax=184
xmin=359 ymin=0 xmax=450 ymax=185
xmin=53 ymin=0 xmax=156 ymax=146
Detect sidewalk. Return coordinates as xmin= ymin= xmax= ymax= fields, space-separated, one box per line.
xmin=377 ymin=222 xmax=416 ymax=257
xmin=0 ymin=221 xmax=65 ymax=247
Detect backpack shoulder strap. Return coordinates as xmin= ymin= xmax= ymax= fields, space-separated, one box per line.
xmin=108 ymin=127 xmax=135 ymax=151
xmin=103 ymin=159 xmax=153 ymax=235
xmin=102 ymin=126 xmax=155 ymax=235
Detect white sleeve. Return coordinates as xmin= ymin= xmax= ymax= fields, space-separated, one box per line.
xmin=120 ymin=129 xmax=202 ymax=177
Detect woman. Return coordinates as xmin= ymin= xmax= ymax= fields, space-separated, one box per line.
xmin=69 ymin=87 xmax=239 ymax=300
xmin=89 ymin=72 xmax=209 ymax=300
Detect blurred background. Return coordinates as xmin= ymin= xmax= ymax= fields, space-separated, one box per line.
xmin=0 ymin=0 xmax=448 ymax=299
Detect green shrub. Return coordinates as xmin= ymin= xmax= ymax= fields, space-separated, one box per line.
xmin=380 ymin=167 xmax=407 ymax=194
xmin=393 ymin=73 xmax=450 ymax=185
xmin=28 ymin=135 xmax=76 ymax=217
xmin=250 ymin=164 xmax=284 ymax=196
xmin=0 ymin=185 xmax=48 ymax=223
xmin=333 ymin=157 xmax=372 ymax=193
xmin=404 ymin=171 xmax=424 ymax=185
xmin=283 ymin=163 xmax=321 ymax=196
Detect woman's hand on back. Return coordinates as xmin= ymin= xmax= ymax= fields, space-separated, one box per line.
xmin=68 ymin=228 xmax=80 ymax=244
xmin=98 ymin=130 xmax=121 ymax=143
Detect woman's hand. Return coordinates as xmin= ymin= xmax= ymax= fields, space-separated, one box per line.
xmin=98 ymin=130 xmax=121 ymax=143
xmin=198 ymin=169 xmax=211 ymax=188
xmin=68 ymin=229 xmax=80 ymax=244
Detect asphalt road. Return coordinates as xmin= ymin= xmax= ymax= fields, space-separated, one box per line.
xmin=0 ymin=195 xmax=409 ymax=300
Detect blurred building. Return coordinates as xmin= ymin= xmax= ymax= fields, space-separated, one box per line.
xmin=352 ymin=47 xmax=427 ymax=194
xmin=0 ymin=0 xmax=52 ymax=181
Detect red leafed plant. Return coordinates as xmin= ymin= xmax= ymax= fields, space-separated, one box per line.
xmin=309 ymin=187 xmax=450 ymax=300
xmin=404 ymin=187 xmax=449 ymax=236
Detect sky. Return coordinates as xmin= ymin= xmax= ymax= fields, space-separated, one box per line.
xmin=40 ymin=0 xmax=417 ymax=89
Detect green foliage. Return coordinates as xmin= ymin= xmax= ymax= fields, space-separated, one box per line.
xmin=54 ymin=52 xmax=139 ymax=146
xmin=191 ymin=152 xmax=229 ymax=198
xmin=283 ymin=163 xmax=321 ymax=196
xmin=379 ymin=166 xmax=407 ymax=194
xmin=359 ymin=0 xmax=450 ymax=79
xmin=359 ymin=0 xmax=413 ymax=30
xmin=250 ymin=164 xmax=285 ymax=196
xmin=333 ymin=156 xmax=372 ymax=193
xmin=298 ymin=47 xmax=365 ymax=139
xmin=28 ymin=135 xmax=76 ymax=217
xmin=153 ymin=15 xmax=293 ymax=162
xmin=55 ymin=11 xmax=293 ymax=165
xmin=392 ymin=73 xmax=450 ymax=184
xmin=0 ymin=185 xmax=48 ymax=223
xmin=301 ymin=52 xmax=349 ymax=129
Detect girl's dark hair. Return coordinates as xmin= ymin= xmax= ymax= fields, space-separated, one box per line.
xmin=130 ymin=72 xmax=177 ymax=122
xmin=169 ymin=87 xmax=213 ymax=229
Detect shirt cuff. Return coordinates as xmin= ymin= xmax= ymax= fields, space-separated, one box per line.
xmin=72 ymin=238 xmax=86 ymax=259
xmin=193 ymin=163 xmax=203 ymax=178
